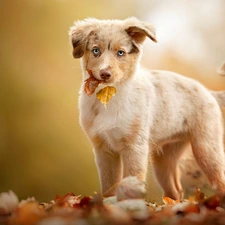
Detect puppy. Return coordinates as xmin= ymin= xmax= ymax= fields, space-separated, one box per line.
xmin=69 ymin=17 xmax=225 ymax=200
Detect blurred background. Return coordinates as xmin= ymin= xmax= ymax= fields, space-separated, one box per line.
xmin=0 ymin=0 xmax=225 ymax=202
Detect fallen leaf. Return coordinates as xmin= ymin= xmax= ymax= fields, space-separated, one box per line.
xmin=84 ymin=76 xmax=101 ymax=96
xmin=203 ymin=195 xmax=220 ymax=210
xmin=96 ymin=86 xmax=116 ymax=106
xmin=184 ymin=204 xmax=200 ymax=214
xmin=163 ymin=197 xmax=177 ymax=205
xmin=9 ymin=202 xmax=46 ymax=225
xmin=194 ymin=188 xmax=205 ymax=203
xmin=73 ymin=196 xmax=92 ymax=209
xmin=54 ymin=193 xmax=80 ymax=207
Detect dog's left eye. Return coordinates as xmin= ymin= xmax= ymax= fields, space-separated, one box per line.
xmin=117 ymin=50 xmax=125 ymax=57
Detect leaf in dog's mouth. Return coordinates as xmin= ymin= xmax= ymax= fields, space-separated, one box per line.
xmin=96 ymin=86 xmax=116 ymax=106
xmin=84 ymin=70 xmax=116 ymax=105
xmin=84 ymin=70 xmax=101 ymax=96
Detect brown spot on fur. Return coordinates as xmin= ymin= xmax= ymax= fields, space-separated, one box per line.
xmin=108 ymin=42 xmax=111 ymax=50
xmin=175 ymin=82 xmax=186 ymax=91
xmin=121 ymin=119 xmax=141 ymax=146
xmin=183 ymin=119 xmax=188 ymax=126
xmin=151 ymin=71 xmax=160 ymax=75
xmin=186 ymin=170 xmax=202 ymax=179
xmin=193 ymin=86 xmax=199 ymax=93
xmin=91 ymin=135 xmax=104 ymax=149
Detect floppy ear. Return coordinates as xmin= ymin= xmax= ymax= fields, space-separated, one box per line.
xmin=124 ymin=17 xmax=157 ymax=45
xmin=69 ymin=18 xmax=97 ymax=58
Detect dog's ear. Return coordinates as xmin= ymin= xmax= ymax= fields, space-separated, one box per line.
xmin=124 ymin=17 xmax=157 ymax=45
xmin=69 ymin=19 xmax=97 ymax=58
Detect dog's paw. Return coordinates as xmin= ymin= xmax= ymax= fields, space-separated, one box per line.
xmin=115 ymin=176 xmax=146 ymax=200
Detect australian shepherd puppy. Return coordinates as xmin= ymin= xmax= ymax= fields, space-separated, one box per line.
xmin=69 ymin=17 xmax=225 ymax=200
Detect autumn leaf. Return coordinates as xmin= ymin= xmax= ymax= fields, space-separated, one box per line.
xmin=203 ymin=195 xmax=220 ymax=210
xmin=84 ymin=76 xmax=101 ymax=96
xmin=194 ymin=188 xmax=205 ymax=203
xmin=54 ymin=193 xmax=80 ymax=207
xmin=163 ymin=197 xmax=179 ymax=205
xmin=96 ymin=86 xmax=116 ymax=106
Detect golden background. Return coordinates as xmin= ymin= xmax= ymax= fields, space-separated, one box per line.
xmin=0 ymin=0 xmax=225 ymax=202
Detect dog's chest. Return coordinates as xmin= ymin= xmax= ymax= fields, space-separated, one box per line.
xmin=80 ymin=91 xmax=143 ymax=149
xmin=88 ymin=100 xmax=131 ymax=133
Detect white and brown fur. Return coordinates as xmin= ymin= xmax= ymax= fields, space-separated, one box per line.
xmin=69 ymin=17 xmax=225 ymax=200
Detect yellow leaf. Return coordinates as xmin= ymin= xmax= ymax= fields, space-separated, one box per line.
xmin=163 ymin=197 xmax=178 ymax=205
xmin=96 ymin=86 xmax=116 ymax=106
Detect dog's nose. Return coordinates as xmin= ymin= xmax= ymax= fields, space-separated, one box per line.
xmin=100 ymin=70 xmax=111 ymax=80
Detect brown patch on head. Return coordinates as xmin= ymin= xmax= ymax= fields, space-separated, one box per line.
xmin=128 ymin=43 xmax=139 ymax=54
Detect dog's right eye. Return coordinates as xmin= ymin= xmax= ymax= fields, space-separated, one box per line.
xmin=92 ymin=47 xmax=100 ymax=56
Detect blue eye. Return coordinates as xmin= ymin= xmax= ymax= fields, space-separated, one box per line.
xmin=117 ymin=50 xmax=125 ymax=56
xmin=92 ymin=47 xmax=100 ymax=56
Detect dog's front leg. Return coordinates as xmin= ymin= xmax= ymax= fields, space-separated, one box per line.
xmin=93 ymin=138 xmax=122 ymax=197
xmin=121 ymin=142 xmax=149 ymax=182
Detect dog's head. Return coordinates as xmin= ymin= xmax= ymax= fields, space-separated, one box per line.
xmin=69 ymin=17 xmax=157 ymax=84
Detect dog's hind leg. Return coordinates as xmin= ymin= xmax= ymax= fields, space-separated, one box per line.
xmin=151 ymin=141 xmax=189 ymax=200
xmin=191 ymin=118 xmax=225 ymax=197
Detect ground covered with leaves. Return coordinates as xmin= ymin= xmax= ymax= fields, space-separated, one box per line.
xmin=1 ymin=176 xmax=225 ymax=225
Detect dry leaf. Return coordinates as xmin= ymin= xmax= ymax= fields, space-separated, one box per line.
xmin=203 ymin=195 xmax=220 ymax=210
xmin=9 ymin=202 xmax=46 ymax=225
xmin=84 ymin=76 xmax=101 ymax=96
xmin=194 ymin=188 xmax=205 ymax=203
xmin=96 ymin=86 xmax=116 ymax=106
xmin=163 ymin=197 xmax=178 ymax=205
xmin=3 ymin=186 xmax=225 ymax=225
xmin=54 ymin=193 xmax=80 ymax=207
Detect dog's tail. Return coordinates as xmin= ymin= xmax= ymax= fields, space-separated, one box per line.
xmin=211 ymin=91 xmax=225 ymax=107
xmin=211 ymin=61 xmax=225 ymax=107
xmin=217 ymin=61 xmax=225 ymax=76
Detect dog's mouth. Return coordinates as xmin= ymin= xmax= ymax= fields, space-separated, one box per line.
xmin=84 ymin=69 xmax=117 ymax=105
xmin=84 ymin=69 xmax=111 ymax=96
